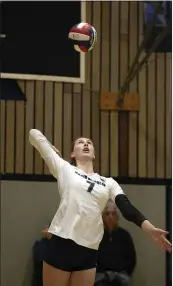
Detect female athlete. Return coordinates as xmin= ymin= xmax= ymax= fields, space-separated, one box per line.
xmin=29 ymin=129 xmax=171 ymax=286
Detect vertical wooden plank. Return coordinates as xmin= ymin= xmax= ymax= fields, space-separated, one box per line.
xmin=18 ymin=80 xmax=26 ymax=173
xmin=63 ymin=85 xmax=73 ymax=162
xmin=82 ymin=89 xmax=91 ymax=138
xmin=147 ymin=53 xmax=156 ymax=177
xmin=118 ymin=1 xmax=129 ymax=177
xmin=73 ymin=84 xmax=82 ymax=140
xmin=110 ymin=1 xmax=119 ymax=177
xmin=25 ymin=81 xmax=34 ymax=174
xmin=82 ymin=2 xmax=91 ymax=139
xmin=138 ymin=58 xmax=147 ymax=177
xmin=165 ymin=53 xmax=172 ymax=178
xmin=128 ymin=1 xmax=138 ymax=177
xmin=15 ymin=100 xmax=25 ymax=173
xmin=156 ymin=54 xmax=165 ymax=178
xmin=54 ymin=83 xmax=63 ymax=155
xmin=13 ymin=99 xmax=17 ymax=173
xmin=91 ymin=1 xmax=101 ymax=173
xmin=34 ymin=81 xmax=44 ymax=174
xmin=0 ymin=101 xmax=5 ymax=173
xmin=138 ymin=2 xmax=147 ymax=178
xmin=44 ymin=81 xmax=54 ymax=174
xmin=5 ymin=101 xmax=15 ymax=173
xmin=100 ymin=1 xmax=110 ymax=176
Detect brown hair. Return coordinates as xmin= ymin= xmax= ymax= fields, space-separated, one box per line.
xmin=70 ymin=141 xmax=76 ymax=166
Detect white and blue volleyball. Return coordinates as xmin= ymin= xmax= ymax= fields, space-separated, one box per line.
xmin=68 ymin=22 xmax=97 ymax=53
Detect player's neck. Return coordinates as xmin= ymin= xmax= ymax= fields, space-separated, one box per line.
xmin=76 ymin=160 xmax=94 ymax=175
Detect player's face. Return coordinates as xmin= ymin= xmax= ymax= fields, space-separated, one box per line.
xmin=71 ymin=137 xmax=95 ymax=161
xmin=103 ymin=203 xmax=119 ymax=229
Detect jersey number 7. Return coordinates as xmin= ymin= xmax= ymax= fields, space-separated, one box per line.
xmin=87 ymin=181 xmax=95 ymax=193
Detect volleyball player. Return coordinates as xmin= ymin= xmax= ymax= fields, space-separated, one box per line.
xmin=29 ymin=129 xmax=171 ymax=286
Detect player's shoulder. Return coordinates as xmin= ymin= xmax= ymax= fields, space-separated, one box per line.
xmin=102 ymin=176 xmax=119 ymax=187
xmin=59 ymin=160 xmax=76 ymax=174
xmin=93 ymin=174 xmax=117 ymax=188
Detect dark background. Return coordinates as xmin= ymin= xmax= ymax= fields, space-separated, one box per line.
xmin=1 ymin=1 xmax=81 ymax=78
xmin=144 ymin=1 xmax=172 ymax=52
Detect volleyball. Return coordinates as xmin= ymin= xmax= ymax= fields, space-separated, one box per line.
xmin=68 ymin=22 xmax=97 ymax=53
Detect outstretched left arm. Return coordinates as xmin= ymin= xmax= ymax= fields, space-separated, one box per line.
xmin=115 ymin=193 xmax=147 ymax=227
xmin=109 ymin=179 xmax=172 ymax=252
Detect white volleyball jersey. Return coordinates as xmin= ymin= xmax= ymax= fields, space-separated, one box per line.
xmin=29 ymin=129 xmax=124 ymax=250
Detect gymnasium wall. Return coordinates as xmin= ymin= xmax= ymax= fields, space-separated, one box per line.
xmin=1 ymin=181 xmax=166 ymax=286
xmin=0 ymin=1 xmax=171 ymax=178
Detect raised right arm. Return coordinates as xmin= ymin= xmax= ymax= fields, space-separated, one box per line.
xmin=29 ymin=129 xmax=66 ymax=179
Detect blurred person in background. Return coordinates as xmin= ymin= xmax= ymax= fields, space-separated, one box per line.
xmin=95 ymin=199 xmax=136 ymax=286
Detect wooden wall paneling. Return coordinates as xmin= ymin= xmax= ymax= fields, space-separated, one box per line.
xmin=15 ymin=81 xmax=25 ymax=173
xmin=147 ymin=53 xmax=156 ymax=177
xmin=17 ymin=81 xmax=27 ymax=173
xmin=14 ymin=99 xmax=17 ymax=173
xmin=63 ymin=84 xmax=73 ymax=162
xmin=1 ymin=1 xmax=171 ymax=179
xmin=43 ymin=81 xmax=54 ymax=174
xmin=0 ymin=100 xmax=5 ymax=173
xmin=25 ymin=81 xmax=35 ymax=173
xmin=82 ymin=2 xmax=91 ymax=139
xmin=34 ymin=81 xmax=44 ymax=174
xmin=110 ymin=1 xmax=119 ymax=177
xmin=138 ymin=59 xmax=147 ymax=177
xmin=5 ymin=100 xmax=15 ymax=173
xmin=91 ymin=1 xmax=101 ymax=173
xmin=118 ymin=1 xmax=129 ymax=176
xmin=72 ymin=84 xmax=82 ymax=140
xmin=128 ymin=1 xmax=138 ymax=177
xmin=100 ymin=1 xmax=110 ymax=176
xmin=54 ymin=83 xmax=63 ymax=156
xmin=156 ymin=54 xmax=165 ymax=178
xmin=138 ymin=2 xmax=147 ymax=178
xmin=165 ymin=53 xmax=172 ymax=178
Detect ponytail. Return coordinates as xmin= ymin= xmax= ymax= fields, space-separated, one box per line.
xmin=70 ymin=158 xmax=76 ymax=166
xmin=70 ymin=141 xmax=76 ymax=166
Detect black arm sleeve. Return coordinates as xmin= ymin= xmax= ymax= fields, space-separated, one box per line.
xmin=115 ymin=194 xmax=147 ymax=227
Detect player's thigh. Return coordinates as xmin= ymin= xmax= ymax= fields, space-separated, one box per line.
xmin=43 ymin=261 xmax=71 ymax=286
xmin=69 ymin=268 xmax=96 ymax=286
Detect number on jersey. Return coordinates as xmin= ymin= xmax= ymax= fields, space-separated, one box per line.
xmin=86 ymin=180 xmax=95 ymax=193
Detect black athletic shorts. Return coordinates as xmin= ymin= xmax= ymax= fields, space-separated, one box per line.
xmin=43 ymin=234 xmax=98 ymax=272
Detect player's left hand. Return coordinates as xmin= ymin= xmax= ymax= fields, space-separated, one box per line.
xmin=150 ymin=227 xmax=172 ymax=252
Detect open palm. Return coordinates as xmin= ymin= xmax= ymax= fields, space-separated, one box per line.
xmin=150 ymin=227 xmax=172 ymax=252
